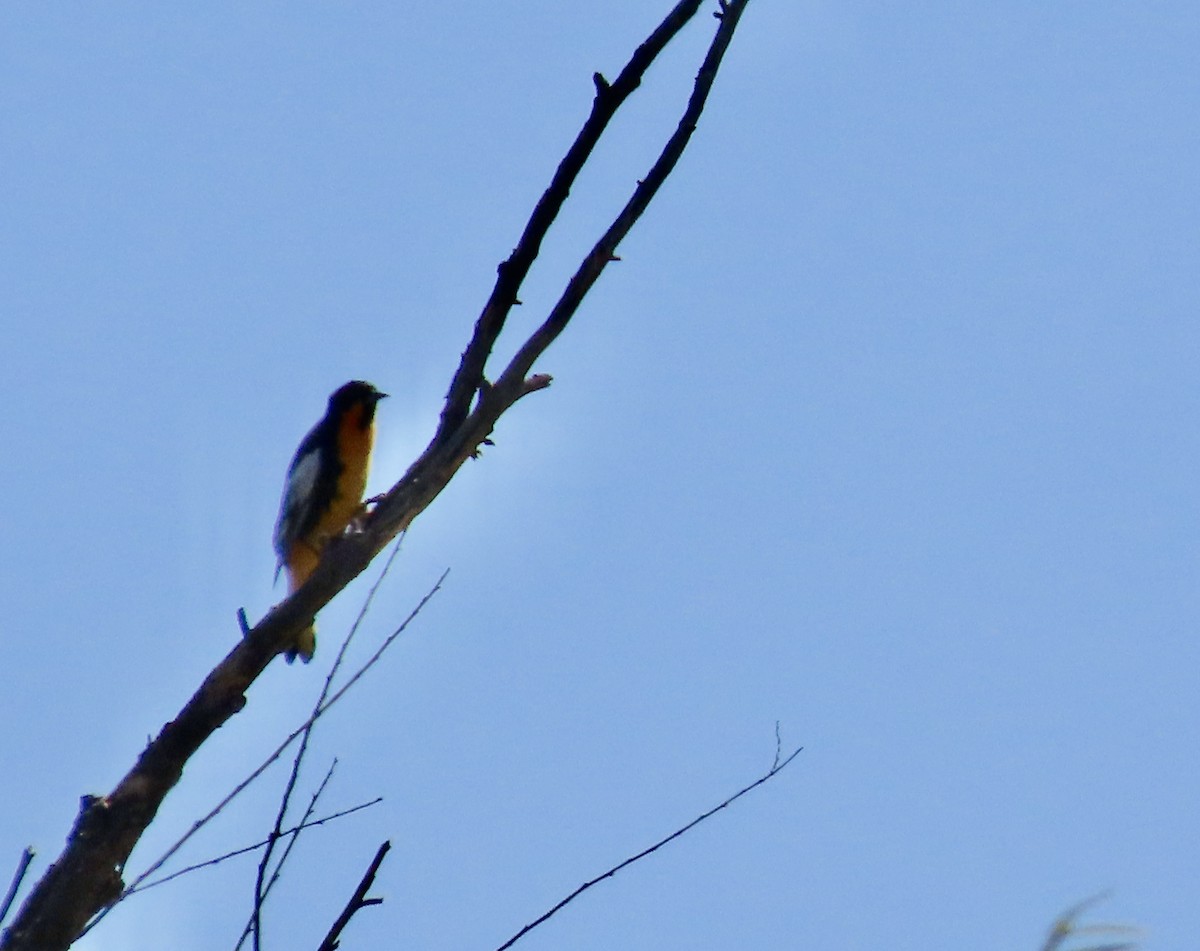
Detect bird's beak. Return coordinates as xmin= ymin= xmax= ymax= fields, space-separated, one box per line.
xmin=374 ymin=390 xmax=389 ymax=401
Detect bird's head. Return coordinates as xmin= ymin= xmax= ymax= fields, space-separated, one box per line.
xmin=328 ymin=380 xmax=388 ymax=411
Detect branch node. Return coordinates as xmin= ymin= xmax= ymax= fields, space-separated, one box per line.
xmin=592 ymin=71 xmax=610 ymax=96
xmin=237 ymin=608 xmax=251 ymax=637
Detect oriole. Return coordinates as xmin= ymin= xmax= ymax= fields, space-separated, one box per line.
xmin=273 ymin=380 xmax=388 ymax=663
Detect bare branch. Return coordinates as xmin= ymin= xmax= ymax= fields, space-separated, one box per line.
xmin=245 ymin=761 xmax=338 ymax=951
xmin=74 ymin=562 xmax=442 ymax=943
xmin=0 ymin=851 xmax=34 ymax=930
xmin=434 ymin=0 xmax=709 ymax=443
xmin=247 ymin=533 xmax=404 ymax=950
xmin=495 ymin=741 xmax=802 ymax=951
xmin=316 ymin=842 xmax=391 ymax=951
xmin=492 ymin=0 xmax=751 ymax=399
xmin=122 ymin=798 xmax=383 ymax=898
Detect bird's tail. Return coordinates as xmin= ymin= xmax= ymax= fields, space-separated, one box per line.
xmin=285 ymin=624 xmax=316 ymax=664
xmin=282 ymin=546 xmax=320 ymax=663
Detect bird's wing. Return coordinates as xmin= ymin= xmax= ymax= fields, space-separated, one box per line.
xmin=273 ymin=443 xmax=323 ymax=570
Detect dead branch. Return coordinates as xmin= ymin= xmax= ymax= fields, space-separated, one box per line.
xmin=316 ymin=841 xmax=391 ymax=951
xmin=74 ymin=557 xmax=439 ymax=942
xmin=0 ymin=851 xmax=34 ymax=930
xmin=0 ymin=4 xmax=753 ymax=948
xmin=243 ymin=760 xmax=338 ymax=951
xmin=495 ymin=741 xmax=802 ymax=951
xmin=435 ymin=0 xmax=711 ymax=444
xmin=122 ymin=798 xmax=382 ymax=898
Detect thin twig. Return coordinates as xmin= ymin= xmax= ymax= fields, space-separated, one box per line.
xmin=311 ymin=567 xmax=451 ymax=720
xmin=495 ymin=742 xmax=803 ymax=951
xmin=245 ymin=761 xmax=338 ymax=951
xmin=0 ymin=850 xmax=34 ymax=930
xmin=316 ymin=841 xmax=391 ymax=951
xmin=122 ymin=798 xmax=382 ymax=897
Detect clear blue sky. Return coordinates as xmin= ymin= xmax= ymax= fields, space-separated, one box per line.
xmin=2 ymin=3 xmax=1196 ymax=949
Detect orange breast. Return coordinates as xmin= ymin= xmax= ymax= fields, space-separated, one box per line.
xmin=317 ymin=401 xmax=375 ymax=540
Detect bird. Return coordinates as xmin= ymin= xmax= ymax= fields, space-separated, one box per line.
xmin=273 ymin=380 xmax=388 ymax=663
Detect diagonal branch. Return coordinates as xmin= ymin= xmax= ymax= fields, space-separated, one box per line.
xmin=123 ymin=798 xmax=382 ymax=898
xmin=74 ymin=561 xmax=442 ymax=942
xmin=316 ymin=842 xmax=391 ymax=951
xmin=244 ymin=760 xmax=338 ymax=951
xmin=495 ymin=740 xmax=802 ymax=951
xmin=492 ymin=0 xmax=749 ymax=400
xmin=434 ymin=0 xmax=709 ymax=443
xmin=246 ymin=533 xmax=403 ymax=950
xmin=0 ymin=5 xmax=753 ymax=949
xmin=0 ymin=851 xmax=34 ymax=931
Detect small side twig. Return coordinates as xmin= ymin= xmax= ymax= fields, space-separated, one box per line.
xmin=316 ymin=841 xmax=391 ymax=951
xmin=0 ymin=849 xmax=35 ymax=929
xmin=495 ymin=741 xmax=803 ymax=951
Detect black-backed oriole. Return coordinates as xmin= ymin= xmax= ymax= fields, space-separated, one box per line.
xmin=273 ymin=380 xmax=387 ymax=662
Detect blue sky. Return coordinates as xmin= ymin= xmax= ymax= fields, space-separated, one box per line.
xmin=1 ymin=2 xmax=1197 ymax=949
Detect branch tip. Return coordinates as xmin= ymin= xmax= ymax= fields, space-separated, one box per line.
xmin=0 ymin=848 xmax=36 ymax=930
xmin=523 ymin=374 xmax=554 ymax=395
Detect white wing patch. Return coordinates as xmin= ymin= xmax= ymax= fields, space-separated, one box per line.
xmin=273 ymin=447 xmax=322 ymax=567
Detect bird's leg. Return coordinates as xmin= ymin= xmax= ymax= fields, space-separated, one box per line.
xmin=348 ymin=496 xmax=384 ymax=534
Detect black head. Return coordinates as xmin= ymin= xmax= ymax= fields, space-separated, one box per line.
xmin=327 ymin=380 xmax=388 ymax=413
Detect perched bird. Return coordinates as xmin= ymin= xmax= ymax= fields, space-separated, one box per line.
xmin=273 ymin=380 xmax=388 ymax=662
